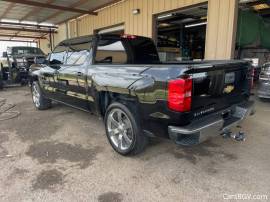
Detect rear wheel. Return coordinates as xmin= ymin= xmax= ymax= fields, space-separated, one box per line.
xmin=105 ymin=102 xmax=148 ymax=155
xmin=31 ymin=81 xmax=51 ymax=110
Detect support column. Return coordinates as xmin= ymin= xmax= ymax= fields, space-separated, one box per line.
xmin=205 ymin=0 xmax=239 ymax=60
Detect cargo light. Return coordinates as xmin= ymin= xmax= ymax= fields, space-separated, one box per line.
xmin=121 ymin=34 xmax=137 ymax=39
xmin=185 ymin=22 xmax=207 ymax=28
xmin=168 ymin=76 xmax=192 ymax=112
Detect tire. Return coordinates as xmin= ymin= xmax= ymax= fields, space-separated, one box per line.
xmin=104 ymin=102 xmax=148 ymax=156
xmin=31 ymin=81 xmax=51 ymax=110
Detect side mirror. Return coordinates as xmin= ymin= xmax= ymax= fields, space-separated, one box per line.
xmin=2 ymin=52 xmax=7 ymax=58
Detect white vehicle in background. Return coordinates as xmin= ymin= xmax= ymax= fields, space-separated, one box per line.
xmin=258 ymin=63 xmax=270 ymax=99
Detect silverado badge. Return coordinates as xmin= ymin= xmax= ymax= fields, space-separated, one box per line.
xmin=224 ymin=85 xmax=235 ymax=94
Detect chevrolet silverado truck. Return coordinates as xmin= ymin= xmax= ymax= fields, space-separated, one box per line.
xmin=29 ymin=34 xmax=255 ymax=155
xmin=0 ymin=46 xmax=45 ymax=86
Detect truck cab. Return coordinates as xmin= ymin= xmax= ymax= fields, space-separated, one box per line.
xmin=0 ymin=46 xmax=45 ymax=86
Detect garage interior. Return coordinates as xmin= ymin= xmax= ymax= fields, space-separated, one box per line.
xmin=0 ymin=0 xmax=270 ymax=201
xmin=156 ymin=5 xmax=208 ymax=62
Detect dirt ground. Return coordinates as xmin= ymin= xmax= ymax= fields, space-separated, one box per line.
xmin=0 ymin=87 xmax=269 ymax=202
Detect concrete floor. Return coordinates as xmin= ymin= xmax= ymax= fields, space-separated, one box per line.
xmin=0 ymin=87 xmax=269 ymax=202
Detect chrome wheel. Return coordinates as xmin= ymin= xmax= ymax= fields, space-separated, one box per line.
xmin=32 ymin=84 xmax=40 ymax=108
xmin=107 ymin=108 xmax=134 ymax=151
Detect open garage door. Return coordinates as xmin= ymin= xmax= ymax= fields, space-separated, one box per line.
xmin=155 ymin=4 xmax=208 ymax=62
xmin=237 ymin=0 xmax=270 ymax=66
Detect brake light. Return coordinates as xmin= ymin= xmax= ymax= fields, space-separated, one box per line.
xmin=168 ymin=77 xmax=192 ymax=112
xmin=121 ymin=34 xmax=137 ymax=39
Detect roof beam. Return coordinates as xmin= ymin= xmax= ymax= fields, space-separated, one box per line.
xmin=19 ymin=0 xmax=55 ymax=22
xmin=40 ymin=0 xmax=89 ymax=23
xmin=55 ymin=0 xmax=123 ymax=25
xmin=10 ymin=31 xmax=20 ymax=40
xmin=0 ymin=39 xmax=36 ymax=42
xmin=0 ymin=34 xmax=45 ymax=39
xmin=1 ymin=0 xmax=97 ymax=15
xmin=0 ymin=21 xmax=58 ymax=29
xmin=0 ymin=26 xmax=57 ymax=33
xmin=0 ymin=2 xmax=15 ymax=20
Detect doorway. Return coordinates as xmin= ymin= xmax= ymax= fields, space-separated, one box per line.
xmin=154 ymin=4 xmax=208 ymax=62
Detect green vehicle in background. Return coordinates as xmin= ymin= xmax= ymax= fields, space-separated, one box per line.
xmin=0 ymin=46 xmax=46 ymax=89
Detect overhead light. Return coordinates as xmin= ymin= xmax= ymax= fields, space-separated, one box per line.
xmin=1 ymin=19 xmax=19 ymax=23
xmin=21 ymin=21 xmax=38 ymax=25
xmin=240 ymin=0 xmax=258 ymax=3
xmin=159 ymin=23 xmax=171 ymax=27
xmin=185 ymin=22 xmax=207 ymax=28
xmin=158 ymin=14 xmax=172 ymax=19
xmin=39 ymin=22 xmax=56 ymax=27
xmin=132 ymin=9 xmax=140 ymax=15
xmin=253 ymin=3 xmax=270 ymax=10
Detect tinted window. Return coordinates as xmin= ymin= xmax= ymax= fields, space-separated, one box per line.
xmin=95 ymin=39 xmax=127 ymax=64
xmin=66 ymin=42 xmax=91 ymax=65
xmin=123 ymin=37 xmax=160 ymax=64
xmin=49 ymin=45 xmax=66 ymax=65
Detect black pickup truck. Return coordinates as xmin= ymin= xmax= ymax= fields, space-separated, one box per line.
xmin=29 ymin=34 xmax=255 ymax=155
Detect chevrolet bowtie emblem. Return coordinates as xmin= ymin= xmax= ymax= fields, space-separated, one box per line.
xmin=224 ymin=85 xmax=235 ymax=94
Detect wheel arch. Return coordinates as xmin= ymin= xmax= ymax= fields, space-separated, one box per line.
xmin=97 ymin=90 xmax=139 ymax=118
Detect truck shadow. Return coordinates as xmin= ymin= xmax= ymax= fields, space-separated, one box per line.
xmin=142 ymin=138 xmax=237 ymax=167
xmin=170 ymin=140 xmax=237 ymax=165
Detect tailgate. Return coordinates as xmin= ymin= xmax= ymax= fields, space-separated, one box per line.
xmin=187 ymin=61 xmax=251 ymax=119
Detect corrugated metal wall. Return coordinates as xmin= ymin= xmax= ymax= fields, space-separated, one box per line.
xmin=70 ymin=0 xmax=207 ymax=38
xmin=40 ymin=0 xmax=239 ymax=59
xmin=205 ymin=0 xmax=238 ymax=59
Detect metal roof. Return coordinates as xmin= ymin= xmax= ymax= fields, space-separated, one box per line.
xmin=0 ymin=0 xmax=123 ymax=41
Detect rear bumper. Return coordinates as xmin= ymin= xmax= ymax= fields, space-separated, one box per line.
xmin=168 ymin=101 xmax=255 ymax=146
xmin=258 ymin=81 xmax=270 ymax=98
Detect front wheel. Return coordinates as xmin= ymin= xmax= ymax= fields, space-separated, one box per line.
xmin=105 ymin=102 xmax=148 ymax=155
xmin=31 ymin=81 xmax=51 ymax=110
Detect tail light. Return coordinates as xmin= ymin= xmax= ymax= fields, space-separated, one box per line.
xmin=168 ymin=76 xmax=192 ymax=112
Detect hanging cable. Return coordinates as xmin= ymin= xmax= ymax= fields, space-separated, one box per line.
xmin=0 ymin=98 xmax=20 ymax=121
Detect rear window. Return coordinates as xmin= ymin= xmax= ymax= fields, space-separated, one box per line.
xmin=124 ymin=37 xmax=160 ymax=64
xmin=95 ymin=39 xmax=127 ymax=64
xmin=95 ymin=36 xmax=160 ymax=64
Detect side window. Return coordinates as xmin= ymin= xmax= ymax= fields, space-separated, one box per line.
xmin=49 ymin=45 xmax=66 ymax=65
xmin=95 ymin=39 xmax=127 ymax=64
xmin=65 ymin=42 xmax=91 ymax=65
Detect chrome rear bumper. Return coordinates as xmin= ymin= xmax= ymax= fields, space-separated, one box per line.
xmin=168 ymin=101 xmax=255 ymax=146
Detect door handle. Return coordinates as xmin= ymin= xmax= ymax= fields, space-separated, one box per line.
xmin=77 ymin=72 xmax=83 ymax=77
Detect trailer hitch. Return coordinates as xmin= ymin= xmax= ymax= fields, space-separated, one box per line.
xmin=222 ymin=130 xmax=246 ymax=142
